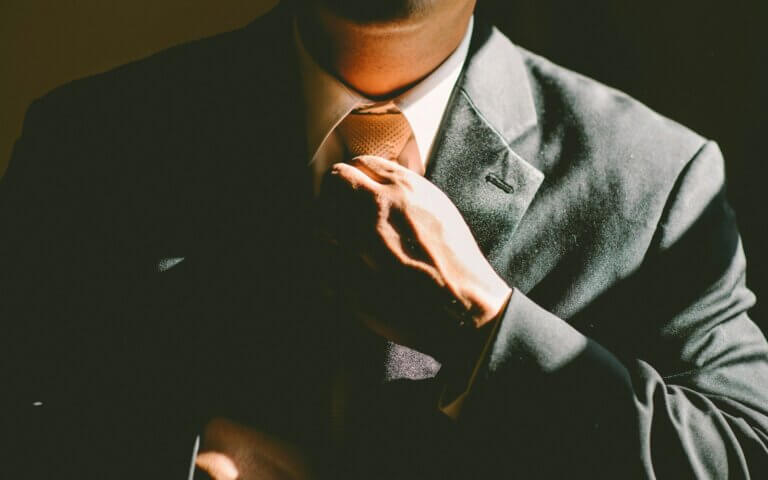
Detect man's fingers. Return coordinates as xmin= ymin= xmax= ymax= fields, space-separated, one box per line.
xmin=197 ymin=417 xmax=312 ymax=480
xmin=195 ymin=452 xmax=239 ymax=480
xmin=331 ymin=161 xmax=381 ymax=193
xmin=350 ymin=155 xmax=407 ymax=182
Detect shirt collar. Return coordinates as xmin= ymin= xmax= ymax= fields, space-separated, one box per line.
xmin=294 ymin=16 xmax=474 ymax=165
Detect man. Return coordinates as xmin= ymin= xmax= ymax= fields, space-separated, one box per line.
xmin=2 ymin=0 xmax=767 ymax=478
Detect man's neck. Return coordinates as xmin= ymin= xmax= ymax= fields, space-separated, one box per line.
xmin=295 ymin=2 xmax=475 ymax=99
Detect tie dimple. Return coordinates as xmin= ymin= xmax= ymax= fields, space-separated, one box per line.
xmin=336 ymin=110 xmax=412 ymax=162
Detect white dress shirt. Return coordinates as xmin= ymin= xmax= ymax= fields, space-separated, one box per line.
xmin=294 ymin=16 xmax=474 ymax=192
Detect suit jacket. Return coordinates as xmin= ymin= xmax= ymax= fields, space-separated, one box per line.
xmin=3 ymin=4 xmax=768 ymax=479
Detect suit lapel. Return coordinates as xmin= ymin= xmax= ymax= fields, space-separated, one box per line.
xmin=426 ymin=20 xmax=544 ymax=268
xmin=377 ymin=20 xmax=548 ymax=384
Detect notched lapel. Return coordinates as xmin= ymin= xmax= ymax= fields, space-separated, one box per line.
xmin=427 ymin=93 xmax=543 ymax=260
xmin=427 ymin=23 xmax=544 ymax=264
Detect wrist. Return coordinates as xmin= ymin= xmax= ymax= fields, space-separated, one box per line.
xmin=444 ymin=286 xmax=512 ymax=361
xmin=464 ymin=277 xmax=513 ymax=329
xmin=439 ymin=291 xmax=511 ymax=404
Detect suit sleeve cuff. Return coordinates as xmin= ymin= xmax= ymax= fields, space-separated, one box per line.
xmin=438 ymin=286 xmax=609 ymax=419
xmin=486 ymin=287 xmax=589 ymax=376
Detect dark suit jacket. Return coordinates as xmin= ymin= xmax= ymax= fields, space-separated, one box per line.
xmin=3 ymin=4 xmax=768 ymax=479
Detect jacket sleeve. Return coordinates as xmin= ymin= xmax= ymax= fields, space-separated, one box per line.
xmin=0 ymin=96 xmax=196 ymax=479
xmin=0 ymin=96 xmax=82 ymax=396
xmin=460 ymin=141 xmax=768 ymax=478
xmin=0 ymin=98 xmax=75 ymax=477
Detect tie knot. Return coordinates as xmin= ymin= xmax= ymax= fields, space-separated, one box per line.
xmin=336 ymin=108 xmax=412 ymax=161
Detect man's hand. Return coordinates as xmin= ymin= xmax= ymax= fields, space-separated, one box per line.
xmin=319 ymin=155 xmax=512 ymax=359
xmin=194 ymin=418 xmax=313 ymax=480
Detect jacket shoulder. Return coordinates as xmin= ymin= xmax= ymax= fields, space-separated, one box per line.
xmin=19 ymin=5 xmax=288 ymax=143
xmin=10 ymin=5 xmax=292 ymax=190
xmin=517 ymin=47 xmax=714 ymax=230
xmin=520 ymin=47 xmax=707 ymax=174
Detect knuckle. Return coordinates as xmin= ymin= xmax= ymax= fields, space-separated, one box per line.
xmin=391 ymin=168 xmax=409 ymax=185
xmin=372 ymin=193 xmax=391 ymax=219
xmin=390 ymin=181 xmax=411 ymax=205
xmin=372 ymin=190 xmax=387 ymax=207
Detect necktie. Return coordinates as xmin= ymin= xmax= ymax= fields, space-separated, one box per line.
xmin=334 ymin=104 xmax=441 ymax=384
xmin=329 ymin=104 xmax=441 ymax=460
xmin=336 ymin=107 xmax=413 ymax=164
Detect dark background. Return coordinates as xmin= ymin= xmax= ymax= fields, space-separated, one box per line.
xmin=2 ymin=0 xmax=767 ymax=327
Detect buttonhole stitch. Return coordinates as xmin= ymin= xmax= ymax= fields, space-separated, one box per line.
xmin=485 ymin=173 xmax=514 ymax=193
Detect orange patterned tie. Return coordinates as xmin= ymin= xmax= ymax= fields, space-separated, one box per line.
xmin=336 ymin=107 xmax=413 ymax=163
